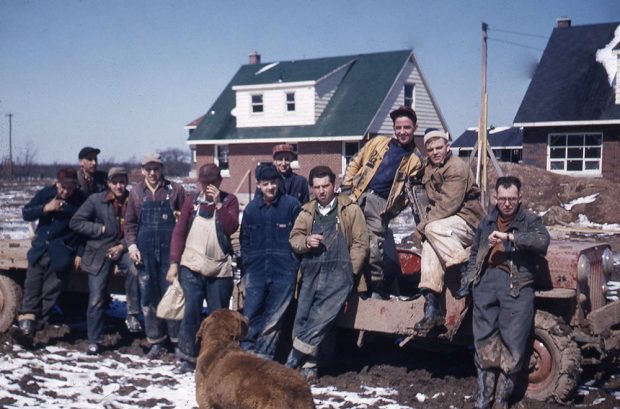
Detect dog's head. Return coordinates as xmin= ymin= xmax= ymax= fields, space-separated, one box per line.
xmin=196 ymin=309 xmax=249 ymax=348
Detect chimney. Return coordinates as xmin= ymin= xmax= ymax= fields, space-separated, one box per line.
xmin=556 ymin=17 xmax=571 ymax=28
xmin=249 ymin=51 xmax=261 ymax=65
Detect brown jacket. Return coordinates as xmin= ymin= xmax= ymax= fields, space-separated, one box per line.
xmin=289 ymin=195 xmax=369 ymax=292
xmin=342 ymin=136 xmax=422 ymax=219
xmin=417 ymin=152 xmax=485 ymax=234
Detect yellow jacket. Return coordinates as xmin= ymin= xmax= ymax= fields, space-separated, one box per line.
xmin=342 ymin=136 xmax=422 ymax=218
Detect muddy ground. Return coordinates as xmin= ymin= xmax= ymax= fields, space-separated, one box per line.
xmin=0 ymin=306 xmax=618 ymax=409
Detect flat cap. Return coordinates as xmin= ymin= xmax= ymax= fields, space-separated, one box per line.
xmin=56 ymin=168 xmax=78 ymax=185
xmin=255 ymin=163 xmax=280 ymax=181
xmin=272 ymin=143 xmax=297 ymax=159
xmin=107 ymin=167 xmax=128 ymax=179
xmin=198 ymin=163 xmax=221 ymax=183
xmin=78 ymin=146 xmax=100 ymax=160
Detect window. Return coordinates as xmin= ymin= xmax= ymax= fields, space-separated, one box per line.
xmin=286 ymin=92 xmax=295 ymax=111
xmin=251 ymin=94 xmax=263 ymax=113
xmin=404 ymin=83 xmax=415 ymax=108
xmin=344 ymin=142 xmax=360 ymax=164
xmin=215 ymin=145 xmax=230 ymax=176
xmin=548 ymin=133 xmax=602 ymax=174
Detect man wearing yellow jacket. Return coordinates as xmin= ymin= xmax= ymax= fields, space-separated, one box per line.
xmin=341 ymin=106 xmax=422 ymax=298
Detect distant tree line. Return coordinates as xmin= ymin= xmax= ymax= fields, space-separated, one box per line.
xmin=0 ymin=146 xmax=191 ymax=181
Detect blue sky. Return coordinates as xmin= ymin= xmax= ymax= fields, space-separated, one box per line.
xmin=1 ymin=0 xmax=618 ymax=164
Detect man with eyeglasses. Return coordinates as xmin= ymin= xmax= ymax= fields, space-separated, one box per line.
xmin=125 ymin=153 xmax=186 ymax=358
xmin=272 ymin=143 xmax=309 ymax=204
xmin=414 ymin=128 xmax=485 ymax=332
xmin=70 ymin=167 xmax=142 ymax=354
xmin=464 ymin=176 xmax=549 ymax=408
xmin=17 ymin=168 xmax=86 ymax=339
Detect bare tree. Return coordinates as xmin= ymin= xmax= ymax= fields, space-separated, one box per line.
xmin=158 ymin=147 xmax=191 ymax=176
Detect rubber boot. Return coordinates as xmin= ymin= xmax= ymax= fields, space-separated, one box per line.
xmin=285 ymin=348 xmax=306 ymax=369
xmin=495 ymin=371 xmax=517 ymax=409
xmin=454 ymin=262 xmax=471 ymax=300
xmin=414 ymin=289 xmax=445 ymax=331
xmin=475 ymin=368 xmax=497 ymax=409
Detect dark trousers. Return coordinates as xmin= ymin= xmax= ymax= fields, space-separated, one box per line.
xmin=86 ymin=252 xmax=141 ymax=344
xmin=19 ymin=253 xmax=65 ymax=325
xmin=472 ymin=267 xmax=534 ymax=375
xmin=241 ymin=266 xmax=296 ymax=359
xmin=177 ymin=266 xmax=233 ymax=361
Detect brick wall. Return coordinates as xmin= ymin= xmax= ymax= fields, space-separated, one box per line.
xmin=522 ymin=125 xmax=620 ymax=184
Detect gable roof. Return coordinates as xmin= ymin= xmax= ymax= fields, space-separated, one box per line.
xmin=452 ymin=127 xmax=523 ymax=149
xmin=188 ymin=50 xmax=413 ymax=142
xmin=514 ymin=22 xmax=620 ymax=126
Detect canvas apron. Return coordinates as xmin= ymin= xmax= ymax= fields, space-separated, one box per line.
xmin=180 ymin=211 xmax=231 ymax=277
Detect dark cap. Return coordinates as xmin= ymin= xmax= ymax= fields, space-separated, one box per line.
xmin=255 ymin=163 xmax=280 ymax=181
xmin=272 ymin=143 xmax=297 ymax=159
xmin=78 ymin=146 xmax=100 ymax=160
xmin=389 ymin=106 xmax=417 ymax=124
xmin=107 ymin=167 xmax=128 ymax=180
xmin=198 ymin=163 xmax=221 ymax=183
xmin=56 ymin=168 xmax=78 ymax=185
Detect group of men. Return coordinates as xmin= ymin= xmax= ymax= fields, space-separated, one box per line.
xmin=15 ymin=105 xmax=549 ymax=408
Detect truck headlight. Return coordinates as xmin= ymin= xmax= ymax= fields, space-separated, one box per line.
xmin=577 ymin=254 xmax=590 ymax=284
xmin=602 ymin=248 xmax=613 ymax=282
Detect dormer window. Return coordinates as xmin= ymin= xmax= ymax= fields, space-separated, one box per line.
xmin=286 ymin=92 xmax=296 ymax=111
xmin=251 ymin=94 xmax=264 ymax=113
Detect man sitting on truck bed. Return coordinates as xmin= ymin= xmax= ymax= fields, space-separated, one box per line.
xmin=414 ymin=128 xmax=485 ymax=332
xmin=17 ymin=168 xmax=86 ymax=339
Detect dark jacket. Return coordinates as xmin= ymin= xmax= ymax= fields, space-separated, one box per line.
xmin=280 ymin=170 xmax=309 ymax=204
xmin=77 ymin=169 xmax=108 ymax=197
xmin=23 ymin=185 xmax=86 ymax=271
xmin=70 ymin=190 xmax=127 ymax=274
xmin=240 ymin=191 xmax=301 ymax=278
xmin=467 ymin=205 xmax=550 ymax=293
xmin=169 ymin=191 xmax=240 ymax=263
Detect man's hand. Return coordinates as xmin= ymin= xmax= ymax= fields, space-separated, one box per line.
xmin=106 ymin=244 xmax=124 ymax=261
xmin=44 ymin=198 xmax=66 ymax=213
xmin=129 ymin=246 xmax=142 ymax=264
xmin=488 ymin=230 xmax=513 ymax=245
xmin=166 ymin=263 xmax=179 ymax=283
xmin=205 ymin=184 xmax=221 ymax=205
xmin=74 ymin=256 xmax=81 ymax=270
xmin=306 ymin=234 xmax=324 ymax=248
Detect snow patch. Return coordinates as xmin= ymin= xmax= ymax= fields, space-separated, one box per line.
xmin=595 ymin=24 xmax=620 ymax=85
xmin=562 ymin=193 xmax=599 ymax=211
xmin=570 ymin=214 xmax=620 ymax=231
xmin=255 ymin=62 xmax=279 ymax=75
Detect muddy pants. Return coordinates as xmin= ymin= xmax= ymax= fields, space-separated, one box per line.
xmin=137 ymin=199 xmax=179 ymax=345
xmin=419 ymin=215 xmax=474 ymax=293
xmin=19 ymin=253 xmax=66 ymax=325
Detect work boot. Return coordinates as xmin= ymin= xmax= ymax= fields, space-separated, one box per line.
xmin=285 ymin=348 xmax=306 ymax=369
xmin=454 ymin=263 xmax=471 ymax=300
xmin=495 ymin=371 xmax=517 ymax=409
xmin=125 ymin=315 xmax=142 ymax=333
xmin=174 ymin=360 xmax=195 ymax=374
xmin=18 ymin=319 xmax=36 ymax=337
xmin=475 ymin=368 xmax=497 ymax=409
xmin=414 ymin=289 xmax=445 ymax=331
xmin=146 ymin=343 xmax=167 ymax=359
xmin=301 ymin=366 xmax=318 ymax=382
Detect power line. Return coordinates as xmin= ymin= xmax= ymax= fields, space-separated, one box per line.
xmin=489 ymin=28 xmax=548 ymax=39
xmin=488 ymin=38 xmax=545 ymax=52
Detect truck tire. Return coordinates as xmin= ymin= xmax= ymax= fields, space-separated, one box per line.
xmin=0 ymin=274 xmax=22 ymax=333
xmin=526 ymin=310 xmax=581 ymax=402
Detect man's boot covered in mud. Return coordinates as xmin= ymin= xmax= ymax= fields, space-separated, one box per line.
xmin=414 ymin=289 xmax=445 ymax=331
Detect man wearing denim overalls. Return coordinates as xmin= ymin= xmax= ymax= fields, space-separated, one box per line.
xmin=125 ymin=153 xmax=186 ymax=358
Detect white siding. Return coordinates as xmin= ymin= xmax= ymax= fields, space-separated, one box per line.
xmin=235 ymin=86 xmax=316 ymax=127
xmin=315 ymin=63 xmax=351 ymax=121
xmin=369 ymin=59 xmax=445 ymax=136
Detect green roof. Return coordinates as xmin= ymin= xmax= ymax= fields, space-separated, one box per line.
xmin=189 ymin=50 xmax=412 ymax=141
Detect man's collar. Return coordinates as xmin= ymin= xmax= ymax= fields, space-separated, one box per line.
xmin=316 ymin=197 xmax=337 ymax=215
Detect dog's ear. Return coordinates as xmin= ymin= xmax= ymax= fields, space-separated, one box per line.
xmin=196 ymin=316 xmax=211 ymax=343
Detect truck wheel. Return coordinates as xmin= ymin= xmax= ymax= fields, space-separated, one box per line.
xmin=526 ymin=310 xmax=581 ymax=402
xmin=0 ymin=274 xmax=22 ymax=333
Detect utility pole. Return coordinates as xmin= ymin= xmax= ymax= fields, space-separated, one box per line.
xmin=5 ymin=113 xmax=13 ymax=180
xmin=478 ymin=22 xmax=489 ymax=207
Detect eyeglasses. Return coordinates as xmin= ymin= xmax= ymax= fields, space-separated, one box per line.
xmin=144 ymin=167 xmax=161 ymax=173
xmin=497 ymin=197 xmax=519 ymax=204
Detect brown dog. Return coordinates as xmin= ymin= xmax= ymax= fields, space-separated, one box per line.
xmin=195 ymin=309 xmax=316 ymax=409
